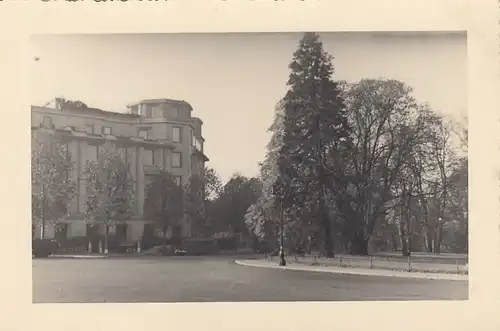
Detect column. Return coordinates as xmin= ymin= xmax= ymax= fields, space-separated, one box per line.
xmin=136 ymin=146 xmax=145 ymax=217
xmin=154 ymin=148 xmax=163 ymax=168
xmin=69 ymin=140 xmax=79 ymax=213
xmin=164 ymin=148 xmax=171 ymax=171
xmin=77 ymin=140 xmax=88 ymax=213
xmin=128 ymin=146 xmax=137 ymax=215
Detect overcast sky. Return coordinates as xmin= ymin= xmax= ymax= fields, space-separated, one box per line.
xmin=31 ymin=32 xmax=467 ymax=182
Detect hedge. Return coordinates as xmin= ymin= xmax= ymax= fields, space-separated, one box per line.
xmin=180 ymin=238 xmax=220 ymax=255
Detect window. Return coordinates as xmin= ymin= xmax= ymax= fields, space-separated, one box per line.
xmin=171 ymin=107 xmax=179 ymax=117
xmin=118 ymin=147 xmax=127 ymax=164
xmin=102 ymin=126 xmax=112 ymax=135
xmin=174 ymin=176 xmax=182 ymax=187
xmin=172 ymin=127 xmax=182 ymax=143
xmin=143 ymin=149 xmax=154 ymax=166
xmin=84 ymin=125 xmax=94 ymax=134
xmin=87 ymin=144 xmax=99 ymax=163
xmin=42 ymin=116 xmax=53 ymax=129
xmin=172 ymin=152 xmax=182 ymax=168
xmin=145 ymin=106 xmax=152 ymax=118
xmin=152 ymin=105 xmax=164 ymax=118
xmin=138 ymin=129 xmax=148 ymax=139
xmin=192 ymin=137 xmax=202 ymax=151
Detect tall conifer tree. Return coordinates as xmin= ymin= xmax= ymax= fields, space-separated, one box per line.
xmin=275 ymin=32 xmax=350 ymax=257
xmin=276 ymin=33 xmax=349 ymax=257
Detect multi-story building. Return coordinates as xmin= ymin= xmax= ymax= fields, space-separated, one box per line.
xmin=31 ymin=98 xmax=209 ymax=245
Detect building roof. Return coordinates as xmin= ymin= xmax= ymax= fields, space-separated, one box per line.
xmin=32 ymin=105 xmax=140 ymax=120
xmin=126 ymin=98 xmax=193 ymax=111
xmin=64 ymin=106 xmax=140 ymax=119
xmin=191 ymin=117 xmax=203 ymax=125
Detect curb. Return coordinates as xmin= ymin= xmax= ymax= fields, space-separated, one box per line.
xmin=234 ymin=260 xmax=468 ymax=281
xmin=50 ymin=255 xmax=108 ymax=259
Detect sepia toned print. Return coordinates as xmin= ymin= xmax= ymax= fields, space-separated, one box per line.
xmin=31 ymin=32 xmax=468 ymax=303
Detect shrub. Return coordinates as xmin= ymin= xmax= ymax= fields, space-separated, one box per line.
xmin=214 ymin=236 xmax=238 ymax=251
xmin=32 ymin=239 xmax=59 ymax=257
xmin=56 ymin=236 xmax=89 ymax=251
xmin=140 ymin=234 xmax=181 ymax=250
xmin=180 ymin=238 xmax=220 ymax=255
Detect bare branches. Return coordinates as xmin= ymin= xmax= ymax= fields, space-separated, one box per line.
xmin=31 ymin=131 xmax=77 ymax=237
xmin=84 ymin=143 xmax=134 ymax=226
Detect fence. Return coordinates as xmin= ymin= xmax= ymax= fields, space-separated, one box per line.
xmin=266 ymin=253 xmax=468 ymax=274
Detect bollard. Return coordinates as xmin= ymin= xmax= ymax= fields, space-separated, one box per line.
xmin=137 ymin=240 xmax=141 ymax=253
xmin=407 ymin=255 xmax=412 ymax=272
xmin=370 ymin=256 xmax=373 ymax=269
xmin=88 ymin=241 xmax=92 ymax=254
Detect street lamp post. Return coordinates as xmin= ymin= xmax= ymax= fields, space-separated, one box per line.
xmin=272 ymin=180 xmax=287 ymax=267
xmin=278 ymin=196 xmax=286 ymax=266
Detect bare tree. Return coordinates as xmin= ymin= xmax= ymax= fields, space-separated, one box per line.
xmin=31 ymin=131 xmax=76 ymax=239
xmin=340 ymin=79 xmax=426 ymax=255
xmin=83 ymin=143 xmax=134 ymax=254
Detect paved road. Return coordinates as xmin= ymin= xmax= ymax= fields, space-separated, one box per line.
xmin=32 ymin=256 xmax=468 ymax=303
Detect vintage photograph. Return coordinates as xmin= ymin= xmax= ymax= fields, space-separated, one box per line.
xmin=31 ymin=32 xmax=468 ymax=303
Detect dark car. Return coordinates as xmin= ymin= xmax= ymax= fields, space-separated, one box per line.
xmin=32 ymin=238 xmax=59 ymax=258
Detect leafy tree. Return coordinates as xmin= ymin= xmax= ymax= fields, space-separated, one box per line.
xmin=55 ymin=97 xmax=88 ymax=109
xmin=245 ymin=102 xmax=285 ymax=248
xmin=83 ymin=143 xmax=134 ymax=254
xmin=183 ymin=167 xmax=222 ymax=237
xmin=144 ymin=170 xmax=184 ymax=247
xmin=31 ymin=131 xmax=76 ymax=239
xmin=276 ymin=32 xmax=351 ymax=257
xmin=212 ymin=174 xmax=262 ymax=235
xmin=201 ymin=167 xmax=223 ymax=200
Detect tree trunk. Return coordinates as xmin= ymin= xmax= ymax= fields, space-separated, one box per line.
xmin=397 ymin=201 xmax=410 ymax=256
xmin=391 ymin=232 xmax=398 ymax=251
xmin=400 ymin=239 xmax=409 ymax=256
xmin=104 ymin=224 xmax=109 ymax=255
xmin=435 ymin=224 xmax=443 ymax=254
xmin=319 ymin=195 xmax=334 ymax=258
xmin=425 ymin=227 xmax=434 ymax=253
xmin=348 ymin=233 xmax=369 ymax=255
xmin=162 ymin=225 xmax=168 ymax=249
xmin=399 ymin=224 xmax=409 ymax=257
xmin=464 ymin=219 xmax=468 ymax=253
xmin=41 ymin=185 xmax=46 ymax=240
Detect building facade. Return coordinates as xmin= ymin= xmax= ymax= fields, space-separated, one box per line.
xmin=31 ymin=98 xmax=209 ymax=244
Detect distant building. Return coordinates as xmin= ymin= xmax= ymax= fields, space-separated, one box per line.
xmin=31 ymin=98 xmax=209 ymax=244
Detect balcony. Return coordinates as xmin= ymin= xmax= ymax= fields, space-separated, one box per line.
xmin=192 ymin=136 xmax=203 ymax=152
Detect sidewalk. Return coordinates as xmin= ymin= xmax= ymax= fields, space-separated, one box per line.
xmin=50 ymin=253 xmax=145 ymax=259
xmin=50 ymin=254 xmax=107 ymax=259
xmin=234 ymin=259 xmax=468 ymax=281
